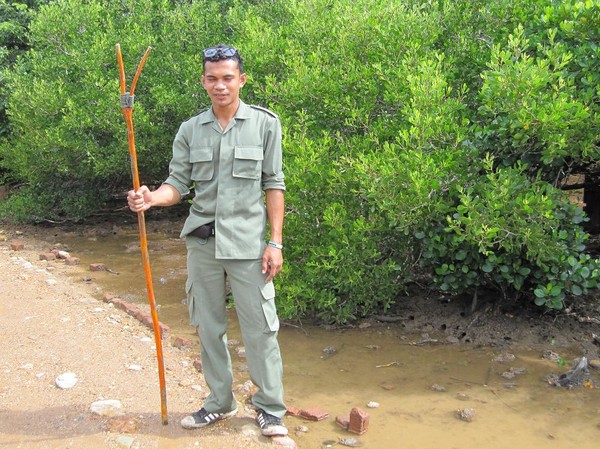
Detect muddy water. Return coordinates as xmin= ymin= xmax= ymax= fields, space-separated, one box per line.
xmin=59 ymin=230 xmax=600 ymax=449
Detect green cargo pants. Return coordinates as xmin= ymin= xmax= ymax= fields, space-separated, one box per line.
xmin=185 ymin=235 xmax=286 ymax=418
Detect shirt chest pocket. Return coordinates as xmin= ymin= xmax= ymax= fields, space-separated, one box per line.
xmin=233 ymin=146 xmax=263 ymax=180
xmin=190 ymin=146 xmax=214 ymax=181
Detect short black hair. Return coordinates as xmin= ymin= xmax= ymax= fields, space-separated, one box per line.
xmin=202 ymin=44 xmax=244 ymax=73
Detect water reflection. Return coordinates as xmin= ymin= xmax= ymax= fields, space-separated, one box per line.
xmin=59 ymin=229 xmax=599 ymax=449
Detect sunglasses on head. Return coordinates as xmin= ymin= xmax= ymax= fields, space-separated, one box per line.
xmin=203 ymin=46 xmax=238 ymax=59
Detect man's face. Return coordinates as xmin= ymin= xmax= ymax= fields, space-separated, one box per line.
xmin=201 ymin=59 xmax=246 ymax=110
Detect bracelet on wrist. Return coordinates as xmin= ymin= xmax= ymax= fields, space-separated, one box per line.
xmin=268 ymin=241 xmax=284 ymax=250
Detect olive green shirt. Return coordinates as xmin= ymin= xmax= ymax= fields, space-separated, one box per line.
xmin=164 ymin=100 xmax=285 ymax=259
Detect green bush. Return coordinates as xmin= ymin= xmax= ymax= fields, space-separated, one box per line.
xmin=0 ymin=0 xmax=598 ymax=322
xmin=477 ymin=25 xmax=596 ymax=183
xmin=417 ymin=157 xmax=599 ymax=310
xmin=0 ymin=0 xmax=230 ymax=221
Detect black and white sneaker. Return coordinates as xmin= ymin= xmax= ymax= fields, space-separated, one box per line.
xmin=256 ymin=409 xmax=288 ymax=436
xmin=181 ymin=407 xmax=237 ymax=429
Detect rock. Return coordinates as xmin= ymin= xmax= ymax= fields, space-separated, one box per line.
xmin=456 ymin=408 xmax=474 ymax=422
xmin=127 ymin=364 xmax=143 ymax=371
xmin=295 ymin=425 xmax=309 ymax=433
xmin=173 ymin=336 xmax=194 ymax=349
xmin=236 ymin=346 xmax=246 ymax=358
xmin=366 ymin=401 xmax=379 ymax=408
xmin=348 ymin=407 xmax=369 ymax=435
xmin=90 ymin=399 xmax=124 ymax=417
xmin=55 ymin=372 xmax=78 ymax=389
xmin=227 ymin=339 xmax=240 ymax=347
xmin=65 ymin=257 xmax=81 ymax=266
xmin=589 ymin=359 xmax=600 ymax=371
xmin=431 ymin=384 xmax=447 ymax=392
xmin=272 ymin=436 xmax=297 ymax=448
xmin=10 ymin=242 xmax=25 ymax=251
xmin=501 ymin=367 xmax=526 ymax=379
xmin=193 ymin=359 xmax=203 ymax=373
xmin=53 ymin=250 xmax=71 ymax=259
xmin=543 ymin=350 xmax=561 ymax=362
xmin=321 ymin=346 xmax=337 ymax=359
xmin=240 ymin=424 xmax=261 ymax=438
xmin=235 ymin=380 xmax=255 ymax=395
xmin=339 ymin=437 xmax=362 ymax=447
xmin=493 ymin=352 xmax=516 ymax=363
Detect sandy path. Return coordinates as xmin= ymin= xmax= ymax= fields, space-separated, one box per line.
xmin=0 ymin=232 xmax=276 ymax=449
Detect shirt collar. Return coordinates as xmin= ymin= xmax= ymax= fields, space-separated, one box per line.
xmin=198 ymin=100 xmax=251 ymax=125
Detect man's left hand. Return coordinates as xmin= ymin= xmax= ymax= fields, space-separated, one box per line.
xmin=262 ymin=246 xmax=283 ymax=283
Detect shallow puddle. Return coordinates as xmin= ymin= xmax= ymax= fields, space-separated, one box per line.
xmin=57 ymin=229 xmax=600 ymax=449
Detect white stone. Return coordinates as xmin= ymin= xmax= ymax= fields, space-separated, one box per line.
xmin=127 ymin=364 xmax=143 ymax=371
xmin=90 ymin=399 xmax=124 ymax=416
xmin=55 ymin=372 xmax=78 ymax=389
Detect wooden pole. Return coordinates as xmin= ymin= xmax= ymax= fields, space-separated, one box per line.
xmin=115 ymin=44 xmax=168 ymax=425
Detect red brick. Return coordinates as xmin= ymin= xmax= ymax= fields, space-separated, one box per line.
xmin=39 ymin=252 xmax=56 ymax=261
xmin=335 ymin=414 xmax=350 ymax=430
xmin=348 ymin=407 xmax=369 ymax=435
xmin=89 ymin=263 xmax=106 ymax=271
xmin=300 ymin=407 xmax=329 ymax=421
xmin=286 ymin=405 xmax=302 ymax=417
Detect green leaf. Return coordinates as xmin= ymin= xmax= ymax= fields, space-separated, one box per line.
xmin=518 ymin=267 xmax=531 ymax=276
xmin=571 ymin=284 xmax=582 ymax=295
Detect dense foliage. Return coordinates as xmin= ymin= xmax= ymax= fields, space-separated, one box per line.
xmin=0 ymin=0 xmax=598 ymax=322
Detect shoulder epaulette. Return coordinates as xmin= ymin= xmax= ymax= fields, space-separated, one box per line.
xmin=250 ymin=105 xmax=278 ymax=119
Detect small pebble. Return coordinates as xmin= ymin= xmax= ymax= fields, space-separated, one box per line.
xmin=456 ymin=407 xmax=474 ymax=422
xmin=55 ymin=372 xmax=78 ymax=389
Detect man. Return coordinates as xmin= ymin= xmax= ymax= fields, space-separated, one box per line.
xmin=127 ymin=44 xmax=288 ymax=437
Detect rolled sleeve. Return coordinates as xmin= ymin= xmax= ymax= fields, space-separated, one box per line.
xmin=261 ymin=116 xmax=286 ymax=191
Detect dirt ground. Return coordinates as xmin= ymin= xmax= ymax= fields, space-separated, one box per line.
xmin=1 ymin=219 xmax=599 ymax=449
xmin=0 ymin=224 xmax=277 ymax=449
